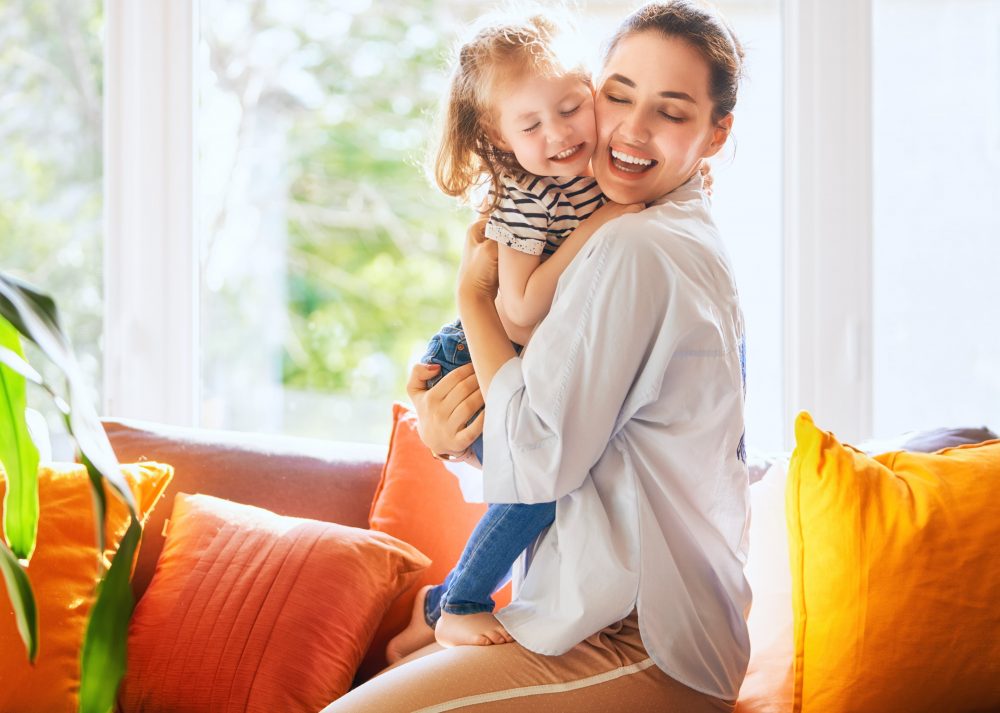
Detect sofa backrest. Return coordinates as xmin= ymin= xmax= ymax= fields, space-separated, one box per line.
xmin=102 ymin=419 xmax=386 ymax=600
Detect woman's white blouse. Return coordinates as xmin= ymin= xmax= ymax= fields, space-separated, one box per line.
xmin=476 ymin=174 xmax=752 ymax=701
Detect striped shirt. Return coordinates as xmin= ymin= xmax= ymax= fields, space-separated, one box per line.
xmin=484 ymin=173 xmax=607 ymax=258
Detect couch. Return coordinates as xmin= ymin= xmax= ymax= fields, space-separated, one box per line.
xmin=104 ymin=418 xmax=388 ymax=603
xmin=101 ymin=416 xmax=1000 ymax=712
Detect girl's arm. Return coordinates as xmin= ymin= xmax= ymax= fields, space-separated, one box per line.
xmin=498 ymin=200 xmax=643 ymax=329
xmin=458 ymin=211 xmax=669 ymax=504
xmin=495 ymin=295 xmax=534 ymax=346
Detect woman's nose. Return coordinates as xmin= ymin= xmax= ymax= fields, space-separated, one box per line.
xmin=618 ymin=110 xmax=649 ymax=144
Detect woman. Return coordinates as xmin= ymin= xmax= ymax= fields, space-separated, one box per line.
xmin=322 ymin=3 xmax=750 ymax=710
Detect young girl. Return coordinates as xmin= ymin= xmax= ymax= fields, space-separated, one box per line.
xmin=387 ymin=13 xmax=641 ymax=662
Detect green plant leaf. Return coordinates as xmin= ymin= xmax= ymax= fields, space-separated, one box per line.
xmin=78 ymin=516 xmax=140 ymax=713
xmin=0 ymin=274 xmax=59 ymax=342
xmin=0 ymin=318 xmax=41 ymax=561
xmin=0 ymin=273 xmax=138 ymax=558
xmin=0 ymin=539 xmax=38 ymax=663
xmin=0 ymin=344 xmax=45 ymax=387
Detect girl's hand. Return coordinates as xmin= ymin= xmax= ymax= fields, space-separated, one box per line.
xmin=585 ymin=199 xmax=644 ymax=227
xmin=406 ymin=362 xmax=485 ymax=459
xmin=456 ymin=217 xmax=499 ymax=303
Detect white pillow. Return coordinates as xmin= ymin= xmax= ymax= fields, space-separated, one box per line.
xmin=737 ymin=459 xmax=794 ymax=712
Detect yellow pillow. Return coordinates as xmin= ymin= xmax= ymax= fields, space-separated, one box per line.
xmin=786 ymin=413 xmax=1000 ymax=713
xmin=0 ymin=462 xmax=173 ymax=713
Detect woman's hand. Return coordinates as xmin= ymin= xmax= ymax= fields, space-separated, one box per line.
xmin=406 ymin=362 xmax=485 ymax=460
xmin=456 ymin=217 xmax=499 ymax=303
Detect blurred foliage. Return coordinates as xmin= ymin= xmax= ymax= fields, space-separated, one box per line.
xmin=199 ymin=0 xmax=483 ymax=420
xmin=0 ymin=0 xmax=104 ymax=400
xmin=1 ymin=0 xmax=485 ymax=438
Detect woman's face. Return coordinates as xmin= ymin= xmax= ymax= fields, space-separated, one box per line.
xmin=593 ymin=31 xmax=732 ymax=205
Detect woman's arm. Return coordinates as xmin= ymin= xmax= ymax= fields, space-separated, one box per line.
xmin=498 ymin=201 xmax=643 ymax=329
xmin=458 ymin=212 xmax=670 ymax=504
xmin=455 ymin=225 xmax=516 ymax=398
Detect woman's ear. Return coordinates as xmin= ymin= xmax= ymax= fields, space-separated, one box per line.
xmin=703 ymin=113 xmax=734 ymax=158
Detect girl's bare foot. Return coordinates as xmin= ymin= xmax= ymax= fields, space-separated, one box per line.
xmin=435 ymin=611 xmax=514 ymax=648
xmin=386 ymin=585 xmax=437 ymax=664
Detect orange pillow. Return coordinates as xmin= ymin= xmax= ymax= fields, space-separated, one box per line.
xmin=786 ymin=413 xmax=1000 ymax=713
xmin=0 ymin=462 xmax=173 ymax=713
xmin=359 ymin=402 xmax=511 ymax=680
xmin=119 ymin=492 xmax=430 ymax=712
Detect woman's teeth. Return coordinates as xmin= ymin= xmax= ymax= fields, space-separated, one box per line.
xmin=552 ymin=144 xmax=581 ymax=160
xmin=611 ymin=149 xmax=655 ymax=172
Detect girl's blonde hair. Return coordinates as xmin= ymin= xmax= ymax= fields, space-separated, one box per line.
xmin=432 ymin=12 xmax=588 ymax=213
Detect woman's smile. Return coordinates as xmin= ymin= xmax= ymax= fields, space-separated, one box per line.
xmin=608 ymin=146 xmax=658 ymax=176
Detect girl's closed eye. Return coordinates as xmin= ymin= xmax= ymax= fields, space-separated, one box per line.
xmin=522 ymin=122 xmax=541 ymax=134
xmin=560 ymin=103 xmax=582 ymax=117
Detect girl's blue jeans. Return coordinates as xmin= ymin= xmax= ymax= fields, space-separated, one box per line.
xmin=422 ymin=319 xmax=485 ymax=462
xmin=421 ymin=320 xmax=553 ymax=625
xmin=424 ymin=500 xmax=556 ymax=626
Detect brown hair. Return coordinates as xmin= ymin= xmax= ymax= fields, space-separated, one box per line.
xmin=432 ymin=13 xmax=588 ymax=213
xmin=604 ymin=1 xmax=744 ymax=123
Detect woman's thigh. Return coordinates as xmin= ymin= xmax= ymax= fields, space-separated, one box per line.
xmin=321 ymin=612 xmax=735 ymax=713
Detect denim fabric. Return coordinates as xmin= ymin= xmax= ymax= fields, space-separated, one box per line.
xmin=424 ymin=500 xmax=557 ymax=627
xmin=421 ymin=319 xmax=484 ymax=463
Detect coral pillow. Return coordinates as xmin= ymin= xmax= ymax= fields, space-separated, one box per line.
xmin=119 ymin=492 xmax=429 ymax=713
xmin=358 ymin=402 xmax=511 ymax=680
xmin=786 ymin=413 xmax=1000 ymax=713
xmin=0 ymin=462 xmax=173 ymax=713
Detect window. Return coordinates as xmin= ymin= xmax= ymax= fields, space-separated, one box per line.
xmin=0 ymin=1 xmax=104 ymax=450
xmin=194 ymin=0 xmax=785 ymax=448
xmin=872 ymin=0 xmax=1000 ymax=433
xmin=709 ymin=0 xmax=784 ymax=451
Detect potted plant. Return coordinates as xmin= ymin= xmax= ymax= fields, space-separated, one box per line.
xmin=0 ymin=271 xmax=138 ymax=713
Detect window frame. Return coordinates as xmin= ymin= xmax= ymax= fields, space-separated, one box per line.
xmin=104 ymin=0 xmax=199 ymax=425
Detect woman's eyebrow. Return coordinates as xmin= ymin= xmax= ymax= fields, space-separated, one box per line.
xmin=606 ymin=73 xmax=695 ymax=103
xmin=607 ymin=73 xmax=635 ymax=87
xmin=659 ymin=90 xmax=695 ymax=102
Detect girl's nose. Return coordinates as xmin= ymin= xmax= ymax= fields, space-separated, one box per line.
xmin=549 ymin=120 xmax=574 ymax=144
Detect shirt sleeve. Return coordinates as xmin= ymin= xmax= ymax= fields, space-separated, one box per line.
xmin=482 ymin=221 xmax=673 ymax=504
xmin=484 ymin=189 xmax=550 ymax=256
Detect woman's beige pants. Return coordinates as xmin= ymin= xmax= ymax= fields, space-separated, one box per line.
xmin=320 ymin=611 xmax=736 ymax=712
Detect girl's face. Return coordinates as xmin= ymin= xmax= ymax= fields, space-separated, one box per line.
xmin=492 ymin=72 xmax=596 ymax=177
xmin=593 ymin=31 xmax=733 ymax=205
